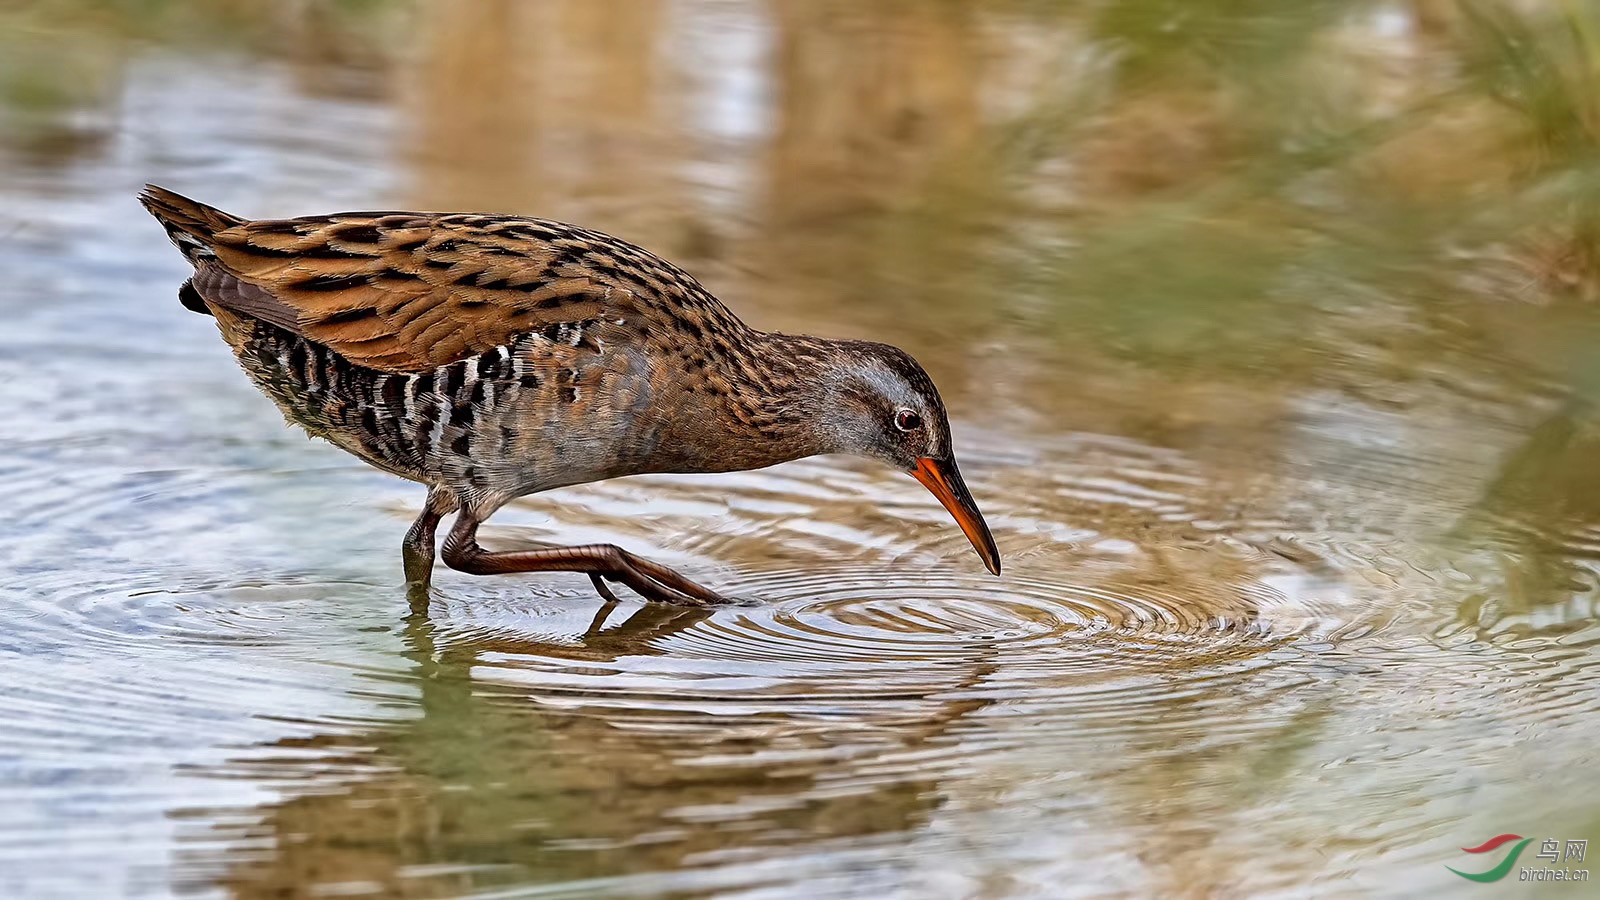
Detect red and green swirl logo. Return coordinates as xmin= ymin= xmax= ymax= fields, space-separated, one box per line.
xmin=1448 ymin=834 xmax=1533 ymax=882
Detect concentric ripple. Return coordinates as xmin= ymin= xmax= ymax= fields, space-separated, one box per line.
xmin=425 ymin=561 xmax=1299 ymax=720
xmin=732 ymin=565 xmax=1269 ymax=649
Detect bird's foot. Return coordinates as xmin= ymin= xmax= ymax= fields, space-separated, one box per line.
xmin=588 ymin=552 xmax=756 ymax=607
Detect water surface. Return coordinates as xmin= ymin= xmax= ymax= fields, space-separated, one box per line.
xmin=2 ymin=2 xmax=1599 ymax=897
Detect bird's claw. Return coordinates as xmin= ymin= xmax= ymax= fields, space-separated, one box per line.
xmin=590 ymin=554 xmax=750 ymax=607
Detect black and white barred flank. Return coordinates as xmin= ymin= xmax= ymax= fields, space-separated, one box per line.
xmin=231 ymin=314 xmax=607 ymax=482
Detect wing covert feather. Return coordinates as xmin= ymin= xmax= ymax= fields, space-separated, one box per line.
xmin=142 ymin=187 xmax=656 ymax=373
xmin=201 ymin=213 xmax=621 ymax=371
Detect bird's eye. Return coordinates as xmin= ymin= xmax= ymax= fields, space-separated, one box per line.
xmin=894 ymin=409 xmax=923 ymax=432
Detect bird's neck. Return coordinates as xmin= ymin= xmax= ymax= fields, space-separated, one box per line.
xmin=640 ymin=331 xmax=863 ymax=476
xmin=723 ymin=330 xmax=862 ymax=459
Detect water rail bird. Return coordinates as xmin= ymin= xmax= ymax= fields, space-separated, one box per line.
xmin=140 ymin=186 xmax=1000 ymax=605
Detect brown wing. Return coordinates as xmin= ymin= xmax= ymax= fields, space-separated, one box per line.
xmin=139 ymin=185 xmax=660 ymax=373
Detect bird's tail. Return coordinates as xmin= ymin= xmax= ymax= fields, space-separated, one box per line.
xmin=138 ymin=184 xmax=244 ymax=266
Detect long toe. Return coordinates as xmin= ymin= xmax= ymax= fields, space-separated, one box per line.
xmin=614 ymin=568 xmax=717 ymax=607
xmin=600 ymin=560 xmax=757 ymax=607
xmin=622 ymin=553 xmax=729 ymax=605
xmin=588 ymin=573 xmax=623 ymax=604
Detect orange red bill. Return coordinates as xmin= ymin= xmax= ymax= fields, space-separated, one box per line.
xmin=911 ymin=457 xmax=1001 ymax=576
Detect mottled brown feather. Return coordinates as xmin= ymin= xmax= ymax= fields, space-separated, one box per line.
xmin=140 ymin=186 xmax=670 ymax=373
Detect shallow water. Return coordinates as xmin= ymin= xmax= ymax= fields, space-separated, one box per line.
xmin=3 ymin=2 xmax=1600 ymax=898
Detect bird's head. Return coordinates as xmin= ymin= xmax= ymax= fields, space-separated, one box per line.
xmin=798 ymin=339 xmax=1001 ymax=576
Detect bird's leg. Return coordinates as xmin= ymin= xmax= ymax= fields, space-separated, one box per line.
xmin=439 ymin=511 xmax=732 ymax=607
xmin=402 ymin=511 xmax=440 ymax=586
xmin=402 ymin=488 xmax=458 ymax=588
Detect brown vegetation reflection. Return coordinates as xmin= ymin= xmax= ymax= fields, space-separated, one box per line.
xmin=194 ymin=592 xmax=964 ymax=898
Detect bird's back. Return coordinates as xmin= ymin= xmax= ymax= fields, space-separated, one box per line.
xmin=140 ymin=186 xmax=766 ymax=504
